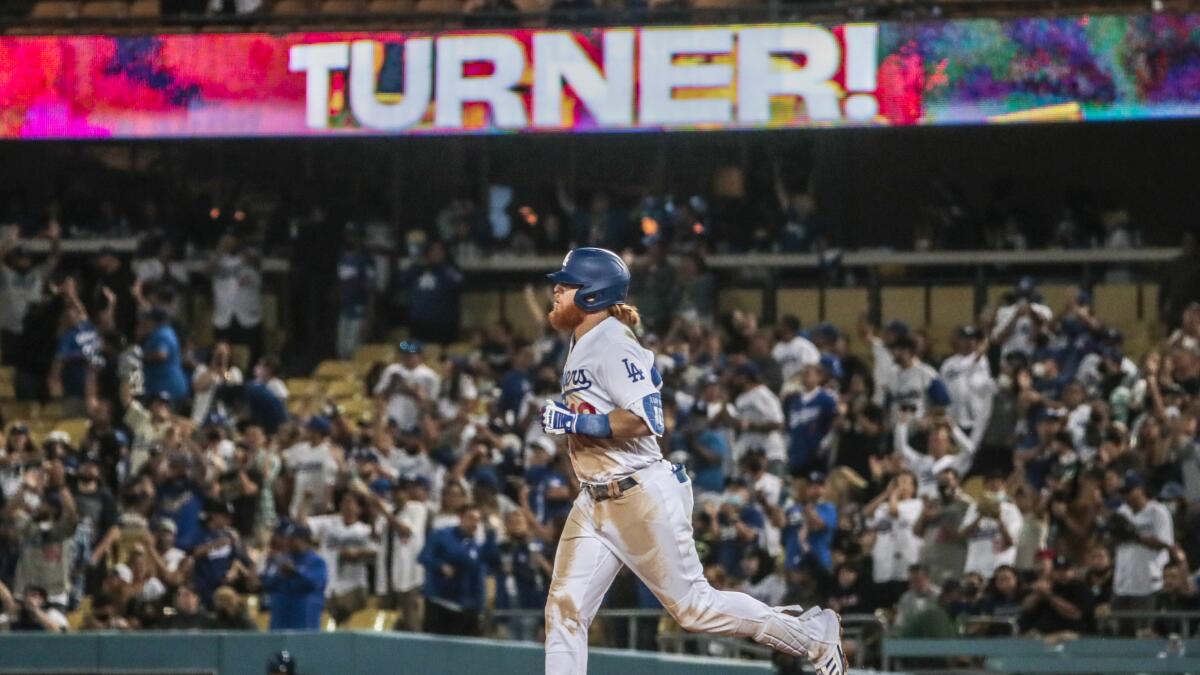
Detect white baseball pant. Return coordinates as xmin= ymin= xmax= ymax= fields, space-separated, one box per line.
xmin=544 ymin=460 xmax=777 ymax=674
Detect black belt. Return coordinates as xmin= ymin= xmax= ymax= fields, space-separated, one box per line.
xmin=582 ymin=475 xmax=639 ymax=502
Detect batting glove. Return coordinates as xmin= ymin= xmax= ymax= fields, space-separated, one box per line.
xmin=541 ymin=399 xmax=576 ymax=435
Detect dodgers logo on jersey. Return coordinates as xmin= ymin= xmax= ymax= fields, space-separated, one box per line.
xmin=562 ymin=368 xmax=593 ymax=395
xmin=623 ymin=358 xmax=645 ymax=383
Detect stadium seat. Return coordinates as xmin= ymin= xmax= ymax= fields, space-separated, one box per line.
xmin=822 ymin=288 xmax=869 ymax=335
xmin=286 ymin=397 xmax=316 ymax=417
xmin=284 ymin=378 xmax=319 ymax=398
xmin=314 ymin=360 xmax=355 ymax=380
xmin=0 ymin=366 xmax=13 ymax=384
xmin=272 ymin=0 xmax=315 ymax=14
xmin=1142 ymin=282 xmax=1161 ymax=323
xmin=1093 ymin=283 xmax=1139 ymax=326
xmin=53 ymin=418 xmax=91 ymax=446
xmin=880 ymin=286 xmax=926 ymax=328
xmin=36 ymin=400 xmax=63 ymax=420
xmin=775 ymin=288 xmax=821 ymax=329
xmin=325 ymin=378 xmax=363 ymax=400
xmin=502 ymin=290 xmax=540 ymax=340
xmin=321 ymin=0 xmax=366 ymax=12
xmin=717 ymin=288 xmax=763 ymax=317
xmin=461 ymin=291 xmax=503 ymax=332
xmin=0 ymin=381 xmax=14 ymax=400
xmin=414 ymin=0 xmax=462 ymax=14
xmin=30 ymin=1 xmax=80 ymax=19
xmin=443 ymin=341 xmax=472 ymax=358
xmin=128 ymin=0 xmax=159 ymax=17
xmin=367 ymin=0 xmax=417 ymax=14
xmin=928 ymin=285 xmax=977 ymax=329
xmin=353 ymin=343 xmax=397 ymax=365
xmin=344 ymin=608 xmax=392 ymax=630
xmin=79 ymin=0 xmax=127 ymax=17
xmin=229 ymin=345 xmax=252 ymax=373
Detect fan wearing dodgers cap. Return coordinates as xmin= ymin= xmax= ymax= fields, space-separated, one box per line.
xmin=1111 ymin=470 xmax=1175 ymax=619
xmin=539 ymin=248 xmax=845 ymax=675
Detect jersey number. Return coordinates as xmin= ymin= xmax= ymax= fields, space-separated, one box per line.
xmin=623 ymin=358 xmax=645 ymax=383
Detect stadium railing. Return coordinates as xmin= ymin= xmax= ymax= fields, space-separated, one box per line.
xmin=1097 ymin=610 xmax=1200 ymax=638
xmin=883 ymin=636 xmax=1200 ymax=673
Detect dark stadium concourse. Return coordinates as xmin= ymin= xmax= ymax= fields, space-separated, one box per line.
xmin=1 ymin=118 xmax=1199 ymax=255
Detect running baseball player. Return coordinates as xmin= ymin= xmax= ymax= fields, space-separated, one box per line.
xmin=540 ymin=247 xmax=846 ymax=675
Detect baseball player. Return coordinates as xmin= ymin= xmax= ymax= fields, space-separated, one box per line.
xmin=539 ymin=247 xmax=845 ymax=675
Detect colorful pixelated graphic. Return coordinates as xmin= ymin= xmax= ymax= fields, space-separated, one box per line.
xmin=1 ymin=13 xmax=1200 ymax=138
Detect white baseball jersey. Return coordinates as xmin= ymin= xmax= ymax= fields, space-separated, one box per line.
xmin=545 ymin=322 xmax=832 ymax=675
xmin=961 ymin=500 xmax=1023 ymax=577
xmin=560 ymin=317 xmax=663 ymax=483
xmin=1114 ymin=500 xmax=1174 ymax=596
xmin=939 ymin=353 xmax=995 ymax=432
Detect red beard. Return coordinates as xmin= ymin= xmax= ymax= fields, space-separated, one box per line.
xmin=549 ymin=302 xmax=587 ymax=332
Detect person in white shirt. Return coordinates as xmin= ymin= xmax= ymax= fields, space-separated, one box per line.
xmin=990 ymin=277 xmax=1053 ymax=360
xmin=283 ymin=417 xmax=342 ymax=519
xmin=961 ymin=471 xmax=1023 ymax=578
xmin=304 ymin=491 xmax=377 ymax=625
xmin=190 ymin=341 xmax=244 ymax=426
xmin=861 ymin=318 xmax=909 ymax=408
xmin=865 ymin=471 xmax=924 ymax=593
xmin=209 ymin=236 xmax=263 ymax=362
xmin=1112 ymin=470 xmax=1175 ymax=625
xmin=938 ymin=325 xmax=995 ymax=436
xmin=879 ymin=335 xmax=951 ymax=425
xmin=0 ymin=234 xmax=57 ymax=367
xmin=367 ymin=477 xmax=429 ymax=631
xmin=894 ymin=413 xmax=979 ymax=498
xmin=730 ymin=363 xmax=786 ymax=469
xmin=772 ymin=316 xmax=821 ymax=385
xmin=1059 ymin=381 xmax=1094 ymax=452
xmin=373 ymin=340 xmax=441 ymax=434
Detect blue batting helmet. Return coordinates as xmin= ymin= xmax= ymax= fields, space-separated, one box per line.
xmin=547 ymin=247 xmax=630 ymax=312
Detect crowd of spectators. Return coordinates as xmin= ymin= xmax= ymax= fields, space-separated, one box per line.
xmin=0 ymin=213 xmax=1198 ymax=667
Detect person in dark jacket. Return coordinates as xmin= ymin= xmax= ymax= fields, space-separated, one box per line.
xmin=488 ymin=510 xmax=551 ymax=641
xmin=395 ymin=240 xmax=463 ymax=345
xmin=419 ymin=506 xmax=493 ymax=636
xmin=261 ymin=523 xmax=327 ymax=630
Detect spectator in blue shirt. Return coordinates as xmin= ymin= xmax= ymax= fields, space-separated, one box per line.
xmin=244 ymin=356 xmax=288 ymax=435
xmin=336 ymin=232 xmax=377 ymax=360
xmin=688 ymin=415 xmax=731 ymax=494
xmin=156 ymin=456 xmax=206 ymax=551
xmin=395 ymin=240 xmax=463 ymax=345
xmin=419 ymin=506 xmax=493 ymax=636
xmin=261 ymin=523 xmax=327 ymax=631
xmin=49 ymin=288 xmax=102 ymax=418
xmin=523 ymin=438 xmax=570 ymax=524
xmin=712 ymin=483 xmax=766 ymax=581
xmin=498 ymin=346 xmax=535 ymax=421
xmin=188 ymin=499 xmax=255 ymax=608
xmin=783 ymin=363 xmax=840 ymax=476
xmin=781 ymin=471 xmax=838 ymax=571
xmin=488 ymin=510 xmax=551 ymax=641
xmin=139 ymin=308 xmax=188 ymax=403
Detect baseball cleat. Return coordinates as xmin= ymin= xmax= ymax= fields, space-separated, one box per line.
xmin=804 ymin=609 xmax=847 ymax=675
